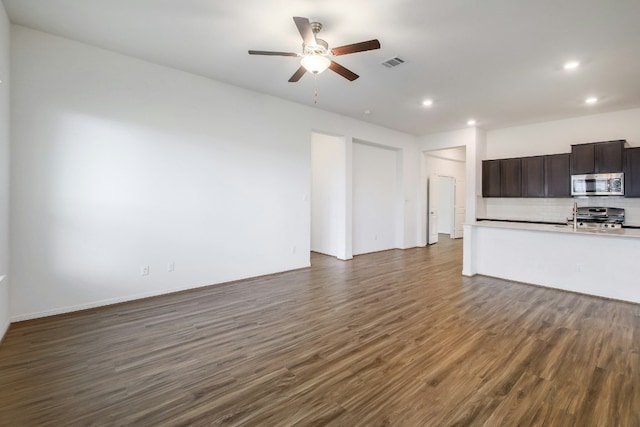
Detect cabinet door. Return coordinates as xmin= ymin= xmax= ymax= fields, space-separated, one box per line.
xmin=625 ymin=147 xmax=640 ymax=197
xmin=595 ymin=140 xmax=624 ymax=173
xmin=545 ymin=153 xmax=571 ymax=197
xmin=482 ymin=160 xmax=501 ymax=197
xmin=571 ymin=144 xmax=594 ymax=174
xmin=521 ymin=156 xmax=545 ymax=197
xmin=500 ymin=158 xmax=522 ymax=197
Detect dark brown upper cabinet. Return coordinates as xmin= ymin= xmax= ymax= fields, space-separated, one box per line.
xmin=482 ymin=160 xmax=501 ymax=197
xmin=500 ymin=158 xmax=522 ymax=197
xmin=595 ymin=140 xmax=625 ymax=173
xmin=484 ymin=154 xmax=570 ymax=198
xmin=544 ymin=153 xmax=571 ymax=197
xmin=570 ymin=144 xmax=594 ymax=174
xmin=521 ymin=156 xmax=545 ymax=197
xmin=625 ymin=147 xmax=640 ymax=197
xmin=571 ymin=140 xmax=626 ymax=174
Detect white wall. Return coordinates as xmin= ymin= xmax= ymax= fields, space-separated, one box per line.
xmin=10 ymin=26 xmax=420 ymax=320
xmin=0 ymin=2 xmax=10 ymax=339
xmin=485 ymin=108 xmax=640 ymax=225
xmin=311 ymin=133 xmax=345 ymax=258
xmin=487 ymin=107 xmax=640 ymax=159
xmin=352 ymin=142 xmax=398 ymax=255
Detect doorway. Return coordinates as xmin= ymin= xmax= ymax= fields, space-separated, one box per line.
xmin=310 ymin=132 xmax=346 ymax=259
xmin=427 ymin=175 xmax=457 ymax=244
xmin=424 ymin=147 xmax=466 ymax=245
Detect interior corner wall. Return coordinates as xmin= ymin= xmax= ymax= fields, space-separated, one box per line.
xmin=0 ymin=2 xmax=10 ymax=338
xmin=352 ymin=141 xmax=397 ymax=255
xmin=9 ymin=25 xmax=420 ymax=321
xmin=9 ymin=26 xmax=315 ymax=320
xmin=470 ymin=127 xmax=486 ymax=221
xmin=311 ymin=133 xmax=345 ymax=258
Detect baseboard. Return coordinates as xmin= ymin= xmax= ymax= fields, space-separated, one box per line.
xmin=0 ymin=275 xmax=8 ymax=343
xmin=0 ymin=323 xmax=7 ymax=345
xmin=10 ymin=286 xmax=184 ymax=322
xmin=10 ymin=263 xmax=313 ymax=322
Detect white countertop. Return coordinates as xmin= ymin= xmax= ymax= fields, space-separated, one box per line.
xmin=470 ymin=220 xmax=640 ymax=238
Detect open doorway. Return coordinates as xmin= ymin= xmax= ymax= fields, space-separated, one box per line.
xmin=352 ymin=141 xmax=399 ymax=255
xmin=424 ymin=148 xmax=466 ymax=245
xmin=427 ymin=175 xmax=458 ymax=244
xmin=310 ymin=132 xmax=346 ymax=259
xmin=311 ymin=132 xmax=404 ymax=260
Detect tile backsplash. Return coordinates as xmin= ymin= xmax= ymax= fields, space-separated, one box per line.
xmin=483 ymin=197 xmax=640 ymax=226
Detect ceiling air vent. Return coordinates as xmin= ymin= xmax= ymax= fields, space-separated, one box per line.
xmin=381 ymin=57 xmax=405 ymax=68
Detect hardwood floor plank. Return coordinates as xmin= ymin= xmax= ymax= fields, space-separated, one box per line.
xmin=2 ymin=236 xmax=640 ymax=426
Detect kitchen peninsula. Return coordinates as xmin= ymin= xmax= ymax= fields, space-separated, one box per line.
xmin=463 ymin=221 xmax=640 ymax=303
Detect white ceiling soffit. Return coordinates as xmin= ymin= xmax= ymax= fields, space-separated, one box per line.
xmin=4 ymin=0 xmax=640 ymax=136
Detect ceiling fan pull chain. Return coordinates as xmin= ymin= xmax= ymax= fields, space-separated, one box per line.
xmin=314 ymin=74 xmax=318 ymax=104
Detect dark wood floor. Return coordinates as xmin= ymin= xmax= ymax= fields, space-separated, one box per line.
xmin=1 ymin=236 xmax=640 ymax=426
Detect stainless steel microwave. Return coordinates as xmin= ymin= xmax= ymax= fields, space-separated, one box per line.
xmin=571 ymin=172 xmax=624 ymax=196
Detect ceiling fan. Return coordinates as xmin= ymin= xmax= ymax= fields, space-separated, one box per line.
xmin=248 ymin=16 xmax=381 ymax=82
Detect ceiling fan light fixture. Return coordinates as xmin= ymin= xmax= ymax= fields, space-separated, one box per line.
xmin=563 ymin=60 xmax=580 ymax=70
xmin=301 ymin=55 xmax=331 ymax=74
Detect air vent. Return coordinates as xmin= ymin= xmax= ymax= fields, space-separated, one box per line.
xmin=381 ymin=57 xmax=405 ymax=68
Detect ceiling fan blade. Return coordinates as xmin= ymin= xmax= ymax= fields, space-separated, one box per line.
xmin=248 ymin=50 xmax=299 ymax=57
xmin=293 ymin=16 xmax=316 ymax=46
xmin=288 ymin=66 xmax=307 ymax=82
xmin=329 ymin=61 xmax=359 ymax=81
xmin=331 ymin=39 xmax=381 ymax=56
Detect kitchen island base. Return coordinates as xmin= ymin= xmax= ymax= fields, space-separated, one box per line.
xmin=463 ymin=222 xmax=640 ymax=304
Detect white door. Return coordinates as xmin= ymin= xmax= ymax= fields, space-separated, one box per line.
xmin=451 ymin=181 xmax=465 ymax=239
xmin=438 ymin=176 xmax=455 ymax=236
xmin=428 ymin=175 xmax=439 ymax=244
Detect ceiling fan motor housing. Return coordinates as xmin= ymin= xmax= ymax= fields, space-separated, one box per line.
xmin=304 ymin=38 xmax=329 ymax=56
xmin=310 ymin=21 xmax=323 ymax=34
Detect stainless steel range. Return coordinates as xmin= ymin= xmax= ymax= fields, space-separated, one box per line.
xmin=574 ymin=206 xmax=625 ymax=230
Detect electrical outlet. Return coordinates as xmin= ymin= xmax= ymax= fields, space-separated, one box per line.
xmin=141 ymin=265 xmax=149 ymax=276
xmin=167 ymin=261 xmax=175 ymax=272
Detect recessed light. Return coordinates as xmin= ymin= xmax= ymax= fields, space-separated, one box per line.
xmin=467 ymin=119 xmax=477 ymax=126
xmin=585 ymin=97 xmax=598 ymax=105
xmin=363 ymin=109 xmax=372 ymax=115
xmin=563 ymin=61 xmax=580 ymax=70
xmin=422 ymin=99 xmax=433 ymax=107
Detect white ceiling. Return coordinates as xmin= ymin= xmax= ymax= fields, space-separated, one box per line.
xmin=4 ymin=0 xmax=640 ymax=135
